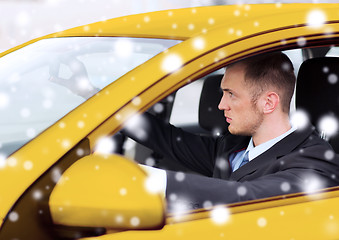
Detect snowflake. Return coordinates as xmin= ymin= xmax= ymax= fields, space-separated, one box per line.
xmin=303 ymin=175 xmax=323 ymax=194
xmin=192 ymin=37 xmax=206 ymax=50
xmin=145 ymin=157 xmax=155 ymax=167
xmin=212 ymin=128 xmax=222 ymax=137
xmin=76 ymin=148 xmax=85 ymax=157
xmin=169 ymin=193 xmax=177 ymax=201
xmin=237 ymin=186 xmax=247 ymax=196
xmin=20 ymin=108 xmax=31 ymax=118
xmin=203 ymin=200 xmax=213 ymax=209
xmin=324 ymin=150 xmax=335 ymax=160
xmin=26 ymin=128 xmax=36 ymax=138
xmin=216 ymin=158 xmax=228 ymax=170
xmin=23 ymin=161 xmax=33 ymax=171
xmin=208 ymin=18 xmax=215 ymax=25
xmin=328 ymin=73 xmax=338 ymax=84
xmin=114 ymin=39 xmax=134 ymax=58
xmin=58 ymin=122 xmax=66 ymax=129
xmin=143 ymin=166 xmax=166 ymax=194
xmin=144 ymin=16 xmax=151 ymax=23
xmin=161 ymin=54 xmax=183 ymax=73
xmin=61 ymin=139 xmax=71 ymax=149
xmin=280 ymin=182 xmax=291 ymax=192
xmin=188 ymin=23 xmax=195 ymax=30
xmin=7 ymin=157 xmax=17 ymax=167
xmin=77 ymin=120 xmax=85 ymax=129
xmin=130 ymin=216 xmax=140 ymax=227
xmin=42 ymin=99 xmax=53 ymax=109
xmin=210 ymin=206 xmax=230 ymax=225
xmin=175 ymin=172 xmax=185 ymax=182
xmin=297 ymin=37 xmax=307 ymax=47
xmin=171 ymin=199 xmax=192 ymax=219
xmin=318 ymin=115 xmax=338 ymax=138
xmin=51 ymin=167 xmax=62 ymax=183
xmin=77 ymin=77 xmax=93 ymax=91
xmin=94 ymin=137 xmax=116 ymax=154
xmin=307 ymin=10 xmax=326 ymax=29
xmin=119 ymin=188 xmax=127 ymax=196
xmin=124 ymin=114 xmax=148 ymax=141
xmin=257 ymin=217 xmax=267 ymax=228
xmin=8 ymin=212 xmax=19 ymax=222
xmin=0 ymin=154 xmax=6 ymax=169
xmin=290 ymin=110 xmax=309 ymax=130
xmin=153 ymin=103 xmax=164 ymax=114
xmin=32 ymin=190 xmax=43 ymax=200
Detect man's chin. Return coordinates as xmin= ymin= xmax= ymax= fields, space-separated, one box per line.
xmin=228 ymin=126 xmax=251 ymax=136
xmin=228 ymin=126 xmax=237 ymax=135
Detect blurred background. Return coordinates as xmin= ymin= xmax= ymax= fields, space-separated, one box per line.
xmin=0 ymin=0 xmax=336 ymax=52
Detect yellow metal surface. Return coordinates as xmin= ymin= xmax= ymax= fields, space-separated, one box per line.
xmin=0 ymin=3 xmax=338 ymax=58
xmin=0 ymin=3 xmax=339 ymax=238
xmin=49 ymin=154 xmax=165 ymax=229
xmin=82 ymin=191 xmax=339 ymax=240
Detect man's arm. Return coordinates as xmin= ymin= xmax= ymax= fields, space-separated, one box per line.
xmin=165 ymin=167 xmax=335 ymax=212
xmin=122 ymin=112 xmax=222 ymax=176
xmin=165 ymin=143 xmax=339 ymax=212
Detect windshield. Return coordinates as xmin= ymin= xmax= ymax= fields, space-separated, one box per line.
xmin=0 ymin=37 xmax=181 ymax=158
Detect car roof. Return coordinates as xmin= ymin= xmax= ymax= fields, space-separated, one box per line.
xmin=1 ymin=3 xmax=339 ymax=58
xmin=52 ymin=3 xmax=339 ymax=40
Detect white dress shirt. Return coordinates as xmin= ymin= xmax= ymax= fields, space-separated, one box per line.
xmin=231 ymin=126 xmax=297 ymax=171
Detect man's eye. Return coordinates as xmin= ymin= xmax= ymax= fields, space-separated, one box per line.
xmin=229 ymin=92 xmax=233 ymax=97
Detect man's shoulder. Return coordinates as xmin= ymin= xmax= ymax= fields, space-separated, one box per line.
xmin=291 ymin=125 xmax=333 ymax=149
xmin=278 ymin=125 xmax=337 ymax=164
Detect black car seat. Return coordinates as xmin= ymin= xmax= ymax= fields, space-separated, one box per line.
xmin=132 ymin=74 xmax=228 ymax=171
xmin=199 ymin=74 xmax=228 ymax=136
xmin=296 ymin=57 xmax=339 ymax=152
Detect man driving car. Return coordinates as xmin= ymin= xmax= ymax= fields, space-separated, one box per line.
xmin=123 ymin=52 xmax=339 ymax=211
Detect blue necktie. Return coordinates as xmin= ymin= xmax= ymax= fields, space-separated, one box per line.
xmin=239 ymin=152 xmax=249 ymax=168
xmin=233 ymin=151 xmax=249 ymax=171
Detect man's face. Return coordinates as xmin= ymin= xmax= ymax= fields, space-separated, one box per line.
xmin=218 ymin=65 xmax=264 ymax=136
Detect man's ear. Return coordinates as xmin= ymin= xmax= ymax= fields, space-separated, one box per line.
xmin=263 ymin=92 xmax=279 ymax=114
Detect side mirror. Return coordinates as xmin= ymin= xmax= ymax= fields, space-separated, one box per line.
xmin=49 ymin=154 xmax=165 ymax=230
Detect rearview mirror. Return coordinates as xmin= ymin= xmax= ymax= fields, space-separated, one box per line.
xmin=49 ymin=153 xmax=165 ymax=230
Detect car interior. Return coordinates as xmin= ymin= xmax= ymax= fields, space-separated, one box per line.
xmin=118 ymin=46 xmax=339 ymax=172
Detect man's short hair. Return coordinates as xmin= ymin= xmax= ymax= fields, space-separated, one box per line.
xmin=228 ymin=52 xmax=296 ymax=113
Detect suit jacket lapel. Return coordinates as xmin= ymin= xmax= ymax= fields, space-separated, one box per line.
xmin=229 ymin=126 xmax=314 ymax=181
xmin=213 ymin=135 xmax=249 ymax=180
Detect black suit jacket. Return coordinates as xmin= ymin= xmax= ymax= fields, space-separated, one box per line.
xmin=124 ymin=113 xmax=339 ymax=211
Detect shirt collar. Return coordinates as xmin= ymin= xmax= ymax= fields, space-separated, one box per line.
xmin=245 ymin=126 xmax=297 ymax=161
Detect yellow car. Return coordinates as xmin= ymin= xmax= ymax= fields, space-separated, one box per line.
xmin=1 ymin=3 xmax=339 ymax=240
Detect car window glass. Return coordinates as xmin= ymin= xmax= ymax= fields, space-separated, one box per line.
xmin=169 ymin=79 xmax=204 ymax=128
xmin=283 ymin=49 xmax=303 ymax=113
xmin=0 ymin=37 xmax=181 ymax=158
xmin=326 ymin=47 xmax=339 ymax=57
xmin=283 ymin=49 xmax=303 ymax=75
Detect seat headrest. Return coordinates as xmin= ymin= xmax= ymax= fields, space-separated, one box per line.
xmin=199 ymin=74 xmax=228 ymax=135
xmin=296 ymin=57 xmax=339 ymax=126
xmin=296 ymin=57 xmax=339 ymax=149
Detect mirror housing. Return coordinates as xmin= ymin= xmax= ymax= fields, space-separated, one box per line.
xmin=49 ymin=154 xmax=165 ymax=230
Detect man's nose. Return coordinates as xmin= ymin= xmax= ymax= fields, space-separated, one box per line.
xmin=218 ymin=94 xmax=229 ymax=111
